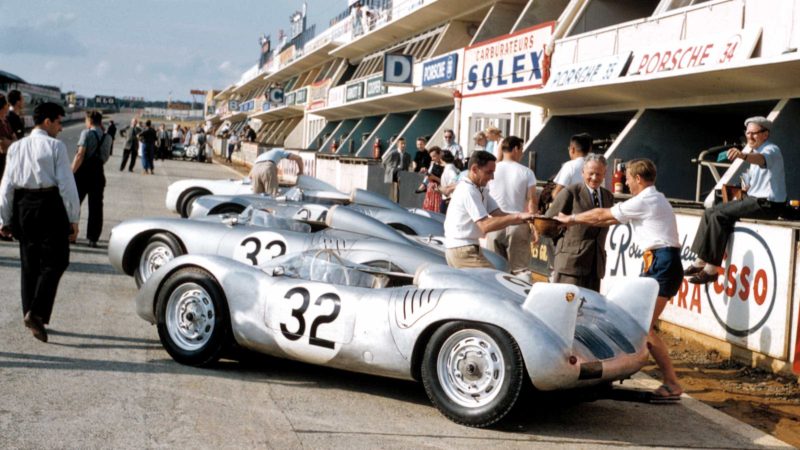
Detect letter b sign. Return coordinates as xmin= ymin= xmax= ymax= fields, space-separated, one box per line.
xmin=383 ymin=53 xmax=414 ymax=86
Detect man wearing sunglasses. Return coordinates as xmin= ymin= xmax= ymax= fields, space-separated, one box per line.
xmin=684 ymin=116 xmax=786 ymax=284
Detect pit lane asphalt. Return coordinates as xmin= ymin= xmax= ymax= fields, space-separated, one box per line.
xmin=0 ymin=115 xmax=791 ymax=449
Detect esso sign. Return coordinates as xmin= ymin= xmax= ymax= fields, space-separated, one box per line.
xmin=704 ymin=227 xmax=777 ymax=337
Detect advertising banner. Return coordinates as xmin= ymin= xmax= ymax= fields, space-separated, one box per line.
xmin=328 ymin=85 xmax=345 ymax=108
xmin=308 ymin=79 xmax=332 ymax=111
xmin=422 ymin=53 xmax=459 ymax=87
xmin=602 ymin=214 xmax=793 ymax=359
xmin=346 ymin=81 xmax=364 ymax=102
xmin=627 ymin=28 xmax=761 ymax=77
xmin=295 ymin=87 xmax=308 ymax=105
xmin=366 ymin=76 xmax=386 ymax=97
xmin=547 ymin=53 xmax=630 ymax=89
xmin=462 ymin=22 xmax=555 ymax=98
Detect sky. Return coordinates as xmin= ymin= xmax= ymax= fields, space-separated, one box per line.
xmin=0 ymin=0 xmax=345 ymax=101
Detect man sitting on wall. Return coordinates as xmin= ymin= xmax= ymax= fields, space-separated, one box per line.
xmin=684 ymin=116 xmax=786 ymax=284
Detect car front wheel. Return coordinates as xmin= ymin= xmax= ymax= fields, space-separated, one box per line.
xmin=421 ymin=321 xmax=524 ymax=427
xmin=134 ymin=233 xmax=183 ymax=287
xmin=156 ymin=267 xmax=231 ymax=366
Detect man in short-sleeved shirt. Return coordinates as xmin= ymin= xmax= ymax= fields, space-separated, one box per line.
xmin=551 ymin=133 xmax=592 ymax=199
xmin=684 ymin=116 xmax=787 ymax=284
xmin=444 ymin=150 xmax=534 ymax=269
xmin=486 ymin=136 xmax=538 ymax=272
xmin=555 ymin=158 xmax=683 ymax=403
xmin=71 ymin=110 xmax=112 ymax=247
xmin=250 ymin=148 xmax=304 ymax=195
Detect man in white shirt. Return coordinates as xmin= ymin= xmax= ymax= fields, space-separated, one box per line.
xmin=684 ymin=116 xmax=787 ymax=284
xmin=486 ymin=136 xmax=538 ymax=272
xmin=250 ymin=148 xmax=304 ymax=195
xmin=0 ymin=102 xmax=80 ymax=343
xmin=444 ymin=150 xmax=535 ymax=268
xmin=554 ymin=158 xmax=683 ymax=404
xmin=551 ymin=133 xmax=592 ymax=199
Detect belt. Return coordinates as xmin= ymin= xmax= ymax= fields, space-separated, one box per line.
xmin=258 ymin=160 xmax=276 ymax=165
xmin=16 ymin=186 xmax=58 ymax=193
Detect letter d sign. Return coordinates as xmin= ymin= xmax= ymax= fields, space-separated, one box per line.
xmin=383 ymin=53 xmax=414 ymax=86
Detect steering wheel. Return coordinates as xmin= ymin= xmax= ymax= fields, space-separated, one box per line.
xmin=309 ymin=249 xmax=350 ymax=285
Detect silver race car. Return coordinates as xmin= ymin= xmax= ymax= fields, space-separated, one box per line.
xmin=166 ymin=174 xmax=445 ymax=228
xmin=109 ymin=205 xmax=505 ymax=286
xmin=135 ymin=250 xmax=658 ymax=427
xmin=188 ymin=189 xmax=445 ymax=237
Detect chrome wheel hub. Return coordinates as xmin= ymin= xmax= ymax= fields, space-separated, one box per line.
xmin=166 ymin=283 xmax=215 ymax=351
xmin=140 ymin=244 xmax=174 ymax=281
xmin=437 ymin=329 xmax=505 ymax=408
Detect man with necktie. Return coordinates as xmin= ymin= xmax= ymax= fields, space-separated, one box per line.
xmin=545 ymin=153 xmax=613 ymax=291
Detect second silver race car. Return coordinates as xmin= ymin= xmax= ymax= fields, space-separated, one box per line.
xmin=109 ymin=205 xmax=506 ymax=286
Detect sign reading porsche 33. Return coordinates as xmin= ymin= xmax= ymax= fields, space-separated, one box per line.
xmin=461 ymin=22 xmax=554 ymax=98
xmin=602 ymin=214 xmax=792 ymax=359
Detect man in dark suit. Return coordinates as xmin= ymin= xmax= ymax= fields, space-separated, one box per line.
xmin=545 ymin=153 xmax=613 ymax=291
xmin=382 ymin=136 xmax=411 ymax=202
xmin=119 ymin=118 xmax=140 ymax=172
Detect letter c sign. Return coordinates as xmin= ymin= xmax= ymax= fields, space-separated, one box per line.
xmin=383 ymin=53 xmax=414 ymax=86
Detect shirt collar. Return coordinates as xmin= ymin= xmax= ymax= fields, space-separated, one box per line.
xmin=31 ymin=128 xmax=48 ymax=137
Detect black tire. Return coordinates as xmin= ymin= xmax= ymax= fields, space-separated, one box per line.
xmin=134 ymin=233 xmax=183 ymax=288
xmin=179 ymin=189 xmax=210 ymax=218
xmin=421 ymin=321 xmax=524 ymax=427
xmin=210 ymin=203 xmax=246 ymax=215
xmin=156 ymin=267 xmax=231 ymax=366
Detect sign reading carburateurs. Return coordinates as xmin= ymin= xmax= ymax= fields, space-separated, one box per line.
xmin=601 ymin=214 xmax=793 ymax=359
xmin=461 ymin=22 xmax=554 ymax=98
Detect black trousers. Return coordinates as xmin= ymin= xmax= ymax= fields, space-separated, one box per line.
xmin=120 ymin=147 xmax=137 ymax=171
xmin=74 ymin=160 xmax=106 ymax=242
xmin=12 ymin=189 xmax=71 ymax=324
xmin=691 ymin=196 xmax=784 ymax=266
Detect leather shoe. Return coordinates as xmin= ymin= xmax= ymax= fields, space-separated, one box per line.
xmin=23 ymin=312 xmax=48 ymax=343
xmin=688 ymin=270 xmax=719 ymax=285
xmin=683 ymin=265 xmax=704 ymax=276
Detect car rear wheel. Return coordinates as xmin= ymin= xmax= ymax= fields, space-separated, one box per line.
xmin=179 ymin=189 xmax=210 ymax=218
xmin=134 ymin=233 xmax=183 ymax=287
xmin=156 ymin=267 xmax=231 ymax=366
xmin=421 ymin=321 xmax=524 ymax=427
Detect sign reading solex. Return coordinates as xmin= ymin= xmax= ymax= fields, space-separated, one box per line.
xmin=462 ymin=22 xmax=554 ymax=97
xmin=601 ymin=214 xmax=792 ymax=359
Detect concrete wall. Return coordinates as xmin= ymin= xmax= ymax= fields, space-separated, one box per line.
xmin=321 ymin=119 xmax=358 ymax=153
xmin=395 ymin=109 xmax=451 ymax=159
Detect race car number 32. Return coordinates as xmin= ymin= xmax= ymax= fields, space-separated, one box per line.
xmin=234 ymin=232 xmax=287 ymax=265
xmin=266 ymin=285 xmax=355 ymax=363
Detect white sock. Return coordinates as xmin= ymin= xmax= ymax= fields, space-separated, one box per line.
xmin=703 ymin=264 xmax=718 ymax=274
xmin=692 ymin=259 xmax=706 ymax=268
